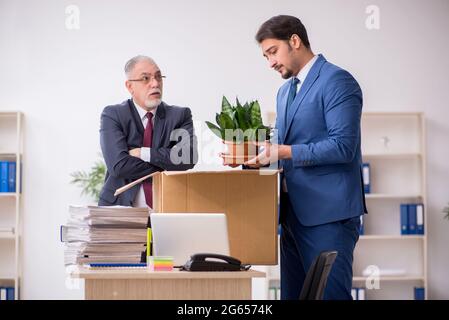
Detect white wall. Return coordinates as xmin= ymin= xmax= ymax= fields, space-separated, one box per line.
xmin=0 ymin=0 xmax=448 ymax=299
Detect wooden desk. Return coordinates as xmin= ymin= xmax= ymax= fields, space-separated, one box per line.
xmin=71 ymin=267 xmax=265 ymax=300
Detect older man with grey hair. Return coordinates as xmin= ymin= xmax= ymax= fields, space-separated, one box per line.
xmin=99 ymin=55 xmax=197 ymax=208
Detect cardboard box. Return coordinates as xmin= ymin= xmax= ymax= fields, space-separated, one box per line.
xmin=152 ymin=170 xmax=279 ymax=265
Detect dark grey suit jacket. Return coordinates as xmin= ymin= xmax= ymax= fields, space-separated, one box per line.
xmin=98 ymin=99 xmax=197 ymax=206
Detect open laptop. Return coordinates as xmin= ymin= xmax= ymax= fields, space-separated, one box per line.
xmin=150 ymin=213 xmax=230 ymax=266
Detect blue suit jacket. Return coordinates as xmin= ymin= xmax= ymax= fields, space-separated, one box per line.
xmin=278 ymin=54 xmax=367 ymax=226
xmin=98 ymin=99 xmax=197 ymax=206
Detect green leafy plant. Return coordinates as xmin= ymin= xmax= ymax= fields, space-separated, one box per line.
xmin=443 ymin=203 xmax=449 ymax=220
xmin=205 ymin=96 xmax=271 ymax=143
xmin=70 ymin=157 xmax=106 ymax=202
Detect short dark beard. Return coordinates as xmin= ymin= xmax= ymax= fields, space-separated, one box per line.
xmin=281 ymin=41 xmax=294 ymax=79
xmin=282 ymin=70 xmax=293 ymax=79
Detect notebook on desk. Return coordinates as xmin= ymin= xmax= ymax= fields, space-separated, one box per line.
xmin=150 ymin=213 xmax=230 ymax=266
xmin=86 ymin=263 xmax=147 ymax=268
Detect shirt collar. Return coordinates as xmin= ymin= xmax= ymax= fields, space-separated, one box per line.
xmin=295 ymin=54 xmax=318 ymax=84
xmin=133 ymin=99 xmax=157 ymax=121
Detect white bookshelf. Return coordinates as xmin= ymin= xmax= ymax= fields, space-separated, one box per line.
xmin=366 ymin=194 xmax=422 ymax=200
xmin=355 ymin=112 xmax=427 ymax=300
xmin=359 ymin=235 xmax=424 ymax=240
xmin=0 ymin=111 xmax=23 ymax=300
xmin=353 ymin=276 xmax=425 ymax=282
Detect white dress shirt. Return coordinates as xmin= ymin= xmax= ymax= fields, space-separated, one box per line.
xmin=294 ymin=54 xmax=318 ymax=94
xmin=133 ymin=100 xmax=157 ymax=208
xmin=282 ymin=55 xmax=318 ymax=193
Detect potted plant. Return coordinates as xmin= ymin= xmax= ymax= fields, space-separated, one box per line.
xmin=206 ymin=96 xmax=271 ymax=165
xmin=70 ymin=156 xmax=106 ymax=203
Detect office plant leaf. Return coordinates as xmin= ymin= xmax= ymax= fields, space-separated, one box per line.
xmin=70 ymin=157 xmax=106 ymax=202
xmin=205 ymin=95 xmax=271 ymax=142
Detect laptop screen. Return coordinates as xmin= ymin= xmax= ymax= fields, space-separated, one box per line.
xmin=150 ymin=213 xmax=230 ymax=265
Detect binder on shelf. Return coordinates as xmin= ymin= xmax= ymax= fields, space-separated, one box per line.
xmin=8 ymin=161 xmax=16 ymax=193
xmin=400 ymin=203 xmax=425 ymax=236
xmin=362 ymin=163 xmax=370 ymax=193
xmin=0 ymin=161 xmax=8 ymax=192
xmin=414 ymin=287 xmax=425 ymax=300
xmin=416 ymin=203 xmax=425 ymax=235
xmin=351 ymin=287 xmax=366 ymax=300
xmin=0 ymin=287 xmax=15 ymax=300
xmin=400 ymin=204 xmax=409 ymax=235
xmin=359 ymin=215 xmax=365 ymax=235
xmin=357 ymin=288 xmax=366 ymax=300
xmin=351 ymin=288 xmax=357 ymax=300
xmin=408 ymin=204 xmax=417 ymax=234
xmin=6 ymin=287 xmax=14 ymax=300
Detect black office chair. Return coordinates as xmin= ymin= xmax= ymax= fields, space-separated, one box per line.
xmin=299 ymin=251 xmax=338 ymax=300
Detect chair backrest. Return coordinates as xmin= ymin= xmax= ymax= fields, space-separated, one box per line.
xmin=299 ymin=251 xmax=338 ymax=300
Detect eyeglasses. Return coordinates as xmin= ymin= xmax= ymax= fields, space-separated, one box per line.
xmin=128 ymin=74 xmax=166 ymax=84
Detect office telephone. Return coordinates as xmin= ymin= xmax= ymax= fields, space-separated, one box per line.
xmin=181 ymin=253 xmax=251 ymax=271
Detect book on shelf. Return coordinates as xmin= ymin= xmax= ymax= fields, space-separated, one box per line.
xmin=0 ymin=161 xmax=17 ymax=193
xmin=359 ymin=215 xmax=364 ymax=235
xmin=351 ymin=287 xmax=366 ymax=300
xmin=0 ymin=287 xmax=14 ymax=300
xmin=0 ymin=161 xmax=8 ymax=192
xmin=8 ymin=162 xmax=16 ymax=192
xmin=351 ymin=288 xmax=357 ymax=300
xmin=400 ymin=204 xmax=409 ymax=235
xmin=416 ymin=204 xmax=425 ymax=234
xmin=408 ymin=204 xmax=417 ymax=234
xmin=414 ymin=287 xmax=425 ymax=300
xmin=400 ymin=203 xmax=425 ymax=235
xmin=362 ymin=163 xmax=370 ymax=194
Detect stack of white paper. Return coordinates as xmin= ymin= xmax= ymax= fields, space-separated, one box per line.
xmin=61 ymin=205 xmax=150 ymax=265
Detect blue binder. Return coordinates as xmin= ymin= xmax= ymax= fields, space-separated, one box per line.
xmin=414 ymin=287 xmax=425 ymax=300
xmin=362 ymin=163 xmax=370 ymax=193
xmin=408 ymin=204 xmax=417 ymax=235
xmin=357 ymin=288 xmax=366 ymax=300
xmin=6 ymin=287 xmax=14 ymax=300
xmin=8 ymin=161 xmax=16 ymax=192
xmin=416 ymin=204 xmax=424 ymax=235
xmin=400 ymin=204 xmax=409 ymax=235
xmin=88 ymin=263 xmax=147 ymax=268
xmin=359 ymin=215 xmax=365 ymax=235
xmin=0 ymin=161 xmax=8 ymax=192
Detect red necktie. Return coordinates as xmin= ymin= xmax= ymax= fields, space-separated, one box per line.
xmin=143 ymin=112 xmax=154 ymax=208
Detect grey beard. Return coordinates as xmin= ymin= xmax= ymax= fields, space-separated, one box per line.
xmin=144 ymin=98 xmax=161 ymax=109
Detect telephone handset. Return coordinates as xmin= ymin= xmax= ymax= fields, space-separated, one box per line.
xmin=181 ymin=253 xmax=251 ymax=271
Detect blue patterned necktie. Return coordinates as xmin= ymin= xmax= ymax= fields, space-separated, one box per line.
xmin=285 ymin=77 xmax=300 ymax=127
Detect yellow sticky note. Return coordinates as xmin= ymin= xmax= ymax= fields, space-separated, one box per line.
xmin=147 ymin=227 xmax=152 ymax=257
